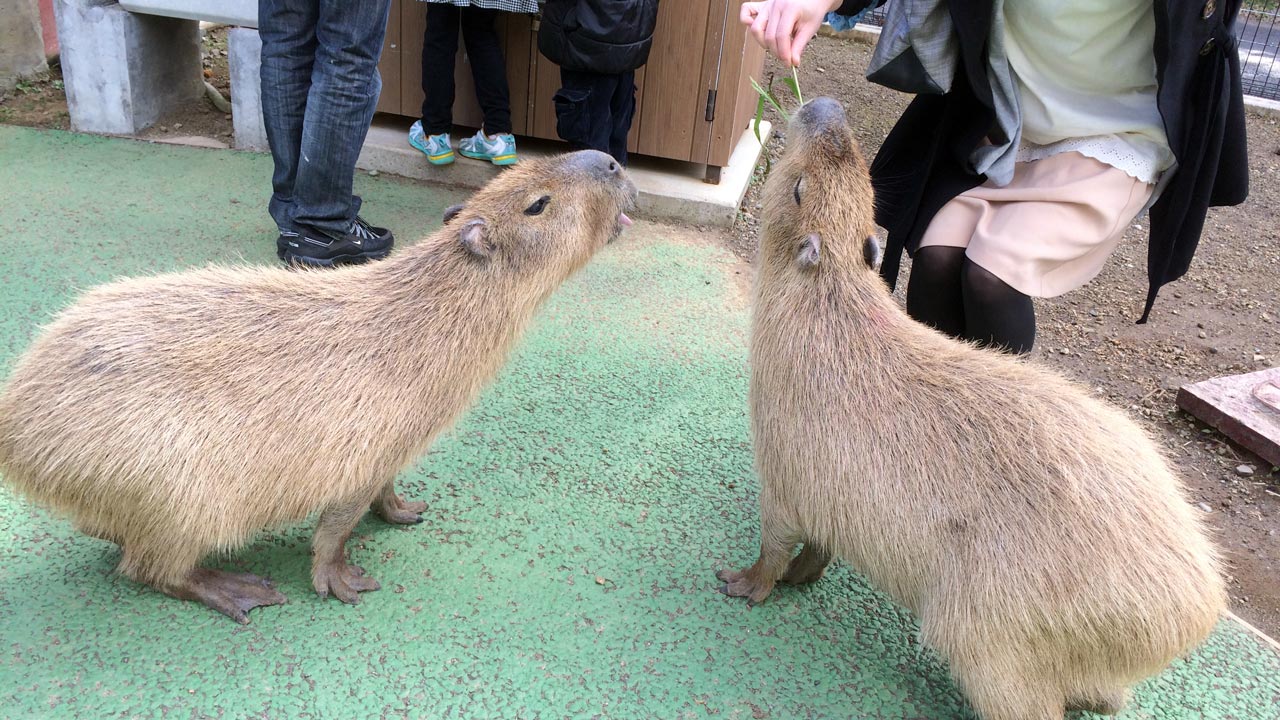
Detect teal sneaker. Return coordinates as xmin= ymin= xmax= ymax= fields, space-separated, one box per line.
xmin=408 ymin=120 xmax=454 ymax=165
xmin=458 ymin=130 xmax=518 ymax=166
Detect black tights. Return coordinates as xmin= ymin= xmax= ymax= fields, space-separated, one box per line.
xmin=905 ymin=245 xmax=1036 ymax=354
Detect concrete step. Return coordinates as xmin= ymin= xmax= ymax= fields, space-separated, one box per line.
xmin=358 ymin=118 xmax=770 ymax=228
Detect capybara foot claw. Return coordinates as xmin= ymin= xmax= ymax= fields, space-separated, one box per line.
xmin=372 ymin=493 xmax=427 ymax=525
xmin=313 ymin=562 xmax=381 ymax=605
xmin=173 ymin=568 xmax=288 ymax=624
xmin=715 ymin=568 xmax=775 ymax=606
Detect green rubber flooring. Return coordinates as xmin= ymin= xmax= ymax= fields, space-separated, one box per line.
xmin=1 ymin=126 xmax=1278 ymax=719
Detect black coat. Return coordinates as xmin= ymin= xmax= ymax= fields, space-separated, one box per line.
xmin=836 ymin=0 xmax=1249 ymax=322
xmin=538 ymin=0 xmax=660 ymax=75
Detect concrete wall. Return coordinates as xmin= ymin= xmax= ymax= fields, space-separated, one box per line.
xmin=0 ymin=0 xmax=49 ymax=92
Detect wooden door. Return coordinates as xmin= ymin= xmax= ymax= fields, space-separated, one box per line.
xmin=377 ymin=0 xmax=763 ymax=168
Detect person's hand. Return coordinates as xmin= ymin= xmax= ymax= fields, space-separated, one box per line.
xmin=740 ymin=0 xmax=843 ymax=67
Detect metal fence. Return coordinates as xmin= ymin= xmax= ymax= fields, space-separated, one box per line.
xmin=1240 ymin=0 xmax=1280 ymax=100
xmin=850 ymin=2 xmax=1280 ymax=102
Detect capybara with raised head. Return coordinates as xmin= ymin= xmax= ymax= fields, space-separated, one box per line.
xmin=0 ymin=150 xmax=637 ymax=623
xmin=716 ymin=98 xmax=1224 ymax=720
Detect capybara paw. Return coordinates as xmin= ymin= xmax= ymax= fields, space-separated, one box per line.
xmin=779 ymin=562 xmax=826 ymax=586
xmin=716 ymin=568 xmax=775 ymax=607
xmin=372 ymin=493 xmax=427 ymax=525
xmin=313 ymin=562 xmax=382 ymax=605
xmin=175 ymin=568 xmax=288 ymax=624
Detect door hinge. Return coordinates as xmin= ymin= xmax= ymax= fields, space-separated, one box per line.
xmin=705 ymin=89 xmax=718 ymax=122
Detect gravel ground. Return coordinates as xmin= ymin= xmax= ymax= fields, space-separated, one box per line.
xmin=734 ymin=33 xmax=1280 ymax=638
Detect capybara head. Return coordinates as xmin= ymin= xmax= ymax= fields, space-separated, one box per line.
xmin=761 ymin=97 xmax=881 ymax=276
xmin=443 ymin=150 xmax=638 ymax=284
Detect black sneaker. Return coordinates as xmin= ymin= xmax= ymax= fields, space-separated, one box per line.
xmin=277 ymin=216 xmax=395 ymax=267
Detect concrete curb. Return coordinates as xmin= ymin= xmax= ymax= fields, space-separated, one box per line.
xmin=1228 ymin=610 xmax=1280 ymax=654
xmin=1245 ymin=96 xmax=1280 ymax=118
xmin=816 ymin=22 xmax=881 ymax=45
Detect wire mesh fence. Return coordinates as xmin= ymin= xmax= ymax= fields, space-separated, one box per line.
xmin=845 ymin=2 xmax=1280 ymax=101
xmin=1240 ymin=0 xmax=1280 ymax=100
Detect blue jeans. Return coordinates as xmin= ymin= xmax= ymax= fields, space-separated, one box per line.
xmin=259 ymin=0 xmax=391 ymax=235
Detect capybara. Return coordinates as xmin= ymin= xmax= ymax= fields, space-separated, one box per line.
xmin=0 ymin=150 xmax=637 ymax=623
xmin=716 ymin=97 xmax=1224 ymax=720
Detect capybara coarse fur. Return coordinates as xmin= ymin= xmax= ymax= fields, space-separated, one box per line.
xmin=716 ymin=98 xmax=1224 ymax=720
xmin=0 ymin=150 xmax=637 ymax=623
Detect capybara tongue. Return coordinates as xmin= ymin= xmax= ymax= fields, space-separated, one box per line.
xmin=619 ymin=212 xmax=634 ymax=227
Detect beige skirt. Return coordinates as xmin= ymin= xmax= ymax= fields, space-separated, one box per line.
xmin=918 ymin=151 xmax=1154 ymax=298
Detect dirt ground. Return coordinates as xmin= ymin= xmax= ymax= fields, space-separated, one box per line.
xmin=0 ymin=25 xmax=232 ymax=140
xmin=4 ymin=27 xmax=1279 ymax=639
xmin=736 ymin=34 xmax=1280 ymax=638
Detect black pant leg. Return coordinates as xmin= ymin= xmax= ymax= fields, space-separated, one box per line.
xmin=555 ymin=69 xmax=612 ymax=154
xmin=607 ymin=70 xmax=636 ymax=165
xmin=460 ymin=8 xmax=512 ymax=135
xmin=421 ymin=3 xmax=460 ymax=134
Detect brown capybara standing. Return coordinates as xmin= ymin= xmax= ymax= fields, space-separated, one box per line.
xmin=0 ymin=150 xmax=636 ymax=623
xmin=716 ymin=98 xmax=1224 ymax=720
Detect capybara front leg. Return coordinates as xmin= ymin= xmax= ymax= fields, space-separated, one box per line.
xmin=717 ymin=510 xmax=799 ymax=606
xmin=165 ymin=567 xmax=288 ymax=625
xmin=779 ymin=542 xmax=832 ymax=586
xmin=370 ymin=479 xmax=427 ymax=525
xmin=312 ymin=494 xmax=381 ymax=604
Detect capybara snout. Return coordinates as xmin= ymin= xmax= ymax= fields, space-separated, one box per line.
xmin=446 ymin=150 xmax=638 ymax=272
xmin=762 ymin=97 xmax=878 ymax=273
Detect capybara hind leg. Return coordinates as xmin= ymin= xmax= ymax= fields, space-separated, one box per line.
xmin=312 ymin=494 xmax=381 ymax=604
xmin=370 ymin=479 xmax=427 ymax=525
xmin=779 ymin=542 xmax=832 ymax=585
xmin=1067 ymin=688 xmax=1130 ymax=716
xmin=717 ymin=509 xmax=799 ymax=606
xmin=165 ymin=567 xmax=288 ymax=624
xmin=950 ymin=663 xmax=1064 ymax=720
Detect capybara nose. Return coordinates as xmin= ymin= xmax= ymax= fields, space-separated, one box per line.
xmin=564 ymin=149 xmax=625 ymax=182
xmin=795 ymin=96 xmax=848 ymax=131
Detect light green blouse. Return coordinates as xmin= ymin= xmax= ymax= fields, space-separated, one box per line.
xmin=1002 ymin=0 xmax=1175 ymax=183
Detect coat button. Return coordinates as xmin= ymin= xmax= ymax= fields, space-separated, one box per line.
xmin=1200 ymin=38 xmax=1216 ymax=56
xmin=1202 ymin=0 xmax=1216 ymax=19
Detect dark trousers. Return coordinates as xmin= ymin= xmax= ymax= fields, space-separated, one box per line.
xmin=258 ymin=0 xmax=392 ymax=235
xmin=553 ymin=69 xmax=636 ymax=166
xmin=421 ymin=5 xmax=512 ymax=135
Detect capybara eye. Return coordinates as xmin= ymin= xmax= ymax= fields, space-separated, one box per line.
xmin=524 ymin=195 xmax=551 ymax=216
xmin=793 ymin=176 xmax=804 ymax=205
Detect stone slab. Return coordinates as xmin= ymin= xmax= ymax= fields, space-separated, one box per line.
xmin=118 ymin=0 xmax=255 ymax=27
xmin=1179 ymin=367 xmax=1280 ymax=469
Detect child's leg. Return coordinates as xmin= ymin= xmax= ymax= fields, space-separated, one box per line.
xmin=554 ymin=69 xmax=611 ymax=154
xmin=606 ymin=70 xmax=636 ymax=165
xmin=460 ymin=7 xmax=512 ymax=135
xmin=421 ymin=3 xmax=460 ymax=134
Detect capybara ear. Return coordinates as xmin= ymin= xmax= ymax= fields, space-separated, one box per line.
xmin=797 ymin=233 xmax=821 ymax=269
xmin=863 ymin=235 xmax=882 ymax=270
xmin=443 ymin=204 xmax=466 ymax=223
xmin=459 ymin=218 xmax=494 ymax=259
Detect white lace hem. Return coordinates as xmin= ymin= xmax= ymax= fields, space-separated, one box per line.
xmin=1016 ymin=134 xmax=1170 ymax=184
